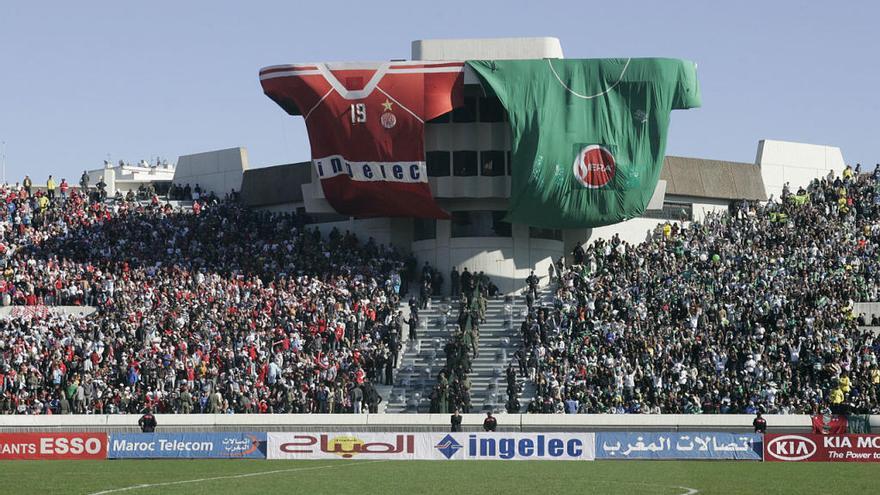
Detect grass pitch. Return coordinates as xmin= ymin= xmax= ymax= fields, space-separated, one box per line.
xmin=1 ymin=459 xmax=878 ymax=495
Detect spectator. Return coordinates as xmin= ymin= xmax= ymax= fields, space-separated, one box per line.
xmin=45 ymin=176 xmax=56 ymax=200
xmin=79 ymin=171 xmax=89 ymax=192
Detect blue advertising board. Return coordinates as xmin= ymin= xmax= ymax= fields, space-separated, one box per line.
xmin=596 ymin=432 xmax=762 ymax=460
xmin=108 ymin=432 xmax=266 ymax=459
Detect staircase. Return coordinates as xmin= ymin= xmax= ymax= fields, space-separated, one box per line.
xmin=385 ymin=293 xmax=538 ymax=413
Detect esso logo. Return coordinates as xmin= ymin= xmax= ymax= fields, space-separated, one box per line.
xmin=766 ymin=435 xmax=817 ymax=461
xmin=40 ymin=437 xmax=102 ymax=455
xmin=572 ymin=145 xmax=615 ymax=188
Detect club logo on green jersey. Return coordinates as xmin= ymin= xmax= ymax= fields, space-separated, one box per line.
xmin=573 ymin=145 xmax=615 ymax=188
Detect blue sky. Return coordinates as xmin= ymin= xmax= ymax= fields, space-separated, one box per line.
xmin=1 ymin=1 xmax=878 ymax=182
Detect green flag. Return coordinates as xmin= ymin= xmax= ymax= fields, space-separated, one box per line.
xmin=467 ymin=58 xmax=701 ymax=228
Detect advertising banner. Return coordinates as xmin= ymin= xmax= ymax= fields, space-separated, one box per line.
xmin=764 ymin=434 xmax=880 ymax=462
xmin=0 ymin=432 xmax=107 ymax=460
xmin=267 ymin=432 xmax=595 ymax=461
xmin=108 ymin=433 xmax=266 ymax=459
xmin=596 ymin=432 xmax=762 ymax=460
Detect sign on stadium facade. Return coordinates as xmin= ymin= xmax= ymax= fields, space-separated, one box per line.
xmin=267 ymin=432 xmax=596 ymax=461
xmin=764 ymin=434 xmax=880 ymax=462
xmin=0 ymin=433 xmax=107 ymax=460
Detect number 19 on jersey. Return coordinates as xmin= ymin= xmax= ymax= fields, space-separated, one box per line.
xmin=350 ymin=103 xmax=366 ymax=123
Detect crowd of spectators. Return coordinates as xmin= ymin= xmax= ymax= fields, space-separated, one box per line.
xmin=516 ymin=165 xmax=880 ymax=415
xmin=6 ymin=163 xmax=880 ymax=416
xmin=0 ymin=183 xmax=408 ymax=415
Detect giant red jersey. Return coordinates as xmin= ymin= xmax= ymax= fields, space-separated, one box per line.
xmin=260 ymin=61 xmax=464 ymax=218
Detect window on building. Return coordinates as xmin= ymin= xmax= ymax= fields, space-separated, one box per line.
xmin=452 ymin=97 xmax=477 ymax=123
xmin=451 ymin=210 xmax=511 ymax=237
xmin=641 ymin=202 xmax=693 ymax=222
xmin=529 ymin=227 xmax=563 ymax=241
xmin=427 ymin=151 xmax=451 ymax=177
xmin=479 ymin=97 xmax=507 ymax=123
xmin=453 ymin=151 xmax=478 ymax=177
xmin=480 ymin=150 xmax=506 ymax=177
xmin=413 ymin=218 xmax=437 ymax=241
xmin=507 ymin=151 xmax=513 ymax=175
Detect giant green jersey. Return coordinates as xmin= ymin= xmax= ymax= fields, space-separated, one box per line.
xmin=467 ymin=58 xmax=701 ymax=229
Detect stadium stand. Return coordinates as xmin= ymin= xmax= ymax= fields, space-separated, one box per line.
xmin=0 ymin=186 xmax=409 ymax=415
xmin=511 ymin=164 xmax=880 ymax=415
xmin=1 ymin=165 xmax=880 ymax=417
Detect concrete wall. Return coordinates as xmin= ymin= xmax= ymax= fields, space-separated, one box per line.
xmin=663 ymin=195 xmax=732 ymax=222
xmin=425 ymin=122 xmax=510 ymax=157
xmin=88 ymin=168 xmax=117 ymax=195
xmin=82 ymin=165 xmax=174 ymax=197
xmin=756 ymin=139 xmax=846 ymax=200
xmin=412 ymin=229 xmax=561 ymax=296
xmin=586 ymin=217 xmax=664 ymax=246
xmin=2 ymin=413 xmax=867 ymax=434
xmin=173 ymin=147 xmax=248 ymax=198
xmin=240 ymin=162 xmax=309 ymax=207
xmin=412 ymin=37 xmax=563 ymax=61
xmin=311 ymin=217 xmax=400 ymax=249
xmin=853 ymin=302 xmax=880 ymax=319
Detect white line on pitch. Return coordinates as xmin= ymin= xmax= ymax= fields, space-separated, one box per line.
xmin=85 ymin=460 xmax=388 ymax=495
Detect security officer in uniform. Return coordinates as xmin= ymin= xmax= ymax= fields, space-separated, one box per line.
xmin=450 ymin=409 xmax=463 ymax=432
xmin=138 ymin=407 xmax=158 ymax=433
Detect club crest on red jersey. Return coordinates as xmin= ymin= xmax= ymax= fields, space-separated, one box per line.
xmin=380 ymin=112 xmax=397 ymax=129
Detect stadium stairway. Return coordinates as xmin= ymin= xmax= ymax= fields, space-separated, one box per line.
xmin=385 ymin=293 xmax=540 ymax=413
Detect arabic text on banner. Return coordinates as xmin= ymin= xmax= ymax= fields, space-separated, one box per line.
xmin=267 ymin=432 xmax=596 ymax=461
xmin=107 ymin=433 xmax=266 ymax=459
xmin=596 ymin=432 xmax=762 ymax=460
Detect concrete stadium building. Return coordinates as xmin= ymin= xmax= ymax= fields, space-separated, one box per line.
xmin=171 ymin=37 xmax=848 ymax=294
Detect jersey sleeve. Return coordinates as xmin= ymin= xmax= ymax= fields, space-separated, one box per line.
xmin=260 ymin=67 xmax=332 ymax=117
xmin=467 ymin=61 xmax=508 ymax=104
xmin=672 ymin=59 xmax=701 ymax=110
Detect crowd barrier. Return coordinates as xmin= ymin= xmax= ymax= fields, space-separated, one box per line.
xmin=1 ymin=431 xmax=879 ymax=462
xmin=2 ymin=413 xmax=852 ymax=433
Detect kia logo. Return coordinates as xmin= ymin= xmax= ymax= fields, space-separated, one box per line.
xmin=766 ymin=435 xmax=817 ymax=461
